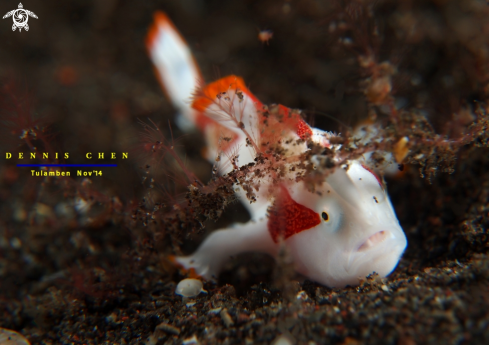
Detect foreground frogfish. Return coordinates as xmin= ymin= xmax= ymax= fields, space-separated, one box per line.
xmin=146 ymin=12 xmax=407 ymax=288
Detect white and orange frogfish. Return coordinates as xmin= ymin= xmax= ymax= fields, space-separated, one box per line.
xmin=146 ymin=12 xmax=407 ymax=288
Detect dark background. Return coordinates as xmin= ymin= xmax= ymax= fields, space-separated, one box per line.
xmin=0 ymin=0 xmax=366 ymax=204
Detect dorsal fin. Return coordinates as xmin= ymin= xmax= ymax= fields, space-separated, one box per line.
xmin=191 ymin=75 xmax=263 ymax=133
xmin=192 ymin=75 xmax=261 ymax=113
xmin=146 ymin=11 xmax=203 ymax=130
xmin=191 ymin=76 xmax=264 ymax=162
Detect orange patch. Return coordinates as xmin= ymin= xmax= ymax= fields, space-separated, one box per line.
xmin=168 ymin=255 xmax=203 ymax=280
xmin=192 ymin=75 xmax=261 ymax=113
xmin=268 ymin=186 xmax=321 ymax=243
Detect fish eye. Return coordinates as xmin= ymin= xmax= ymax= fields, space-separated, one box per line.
xmin=321 ymin=212 xmax=329 ymax=221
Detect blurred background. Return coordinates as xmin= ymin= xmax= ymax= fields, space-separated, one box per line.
xmin=0 ymin=0 xmax=374 ymax=202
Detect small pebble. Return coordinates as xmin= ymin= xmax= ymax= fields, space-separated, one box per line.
xmin=271 ymin=335 xmax=294 ymax=345
xmin=155 ymin=322 xmax=180 ymax=335
xmin=145 ymin=335 xmax=157 ymax=345
xmin=0 ymin=328 xmax=30 ymax=345
xmin=296 ymin=290 xmax=308 ymax=300
xmin=208 ymin=307 xmax=222 ymax=315
xmin=186 ymin=301 xmax=197 ymax=308
xmin=182 ymin=335 xmax=199 ymax=345
xmin=9 ymin=238 xmax=21 ymax=250
xmin=175 ymin=278 xmax=205 ymax=297
xmin=220 ymin=308 xmax=234 ymax=328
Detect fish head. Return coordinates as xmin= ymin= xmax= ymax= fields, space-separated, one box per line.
xmin=283 ymin=160 xmax=407 ymax=287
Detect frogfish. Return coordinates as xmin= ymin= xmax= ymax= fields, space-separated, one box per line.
xmin=145 ymin=12 xmax=407 ymax=288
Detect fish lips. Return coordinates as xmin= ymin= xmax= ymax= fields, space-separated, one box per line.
xmin=346 ymin=229 xmax=407 ymax=276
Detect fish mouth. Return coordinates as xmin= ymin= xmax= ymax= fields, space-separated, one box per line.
xmin=356 ymin=230 xmax=390 ymax=252
xmin=345 ymin=229 xmax=404 ymax=275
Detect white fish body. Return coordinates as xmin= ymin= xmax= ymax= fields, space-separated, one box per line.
xmin=146 ymin=12 xmax=407 ymax=287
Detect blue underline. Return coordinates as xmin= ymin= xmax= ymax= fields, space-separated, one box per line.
xmin=17 ymin=164 xmax=118 ymax=167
